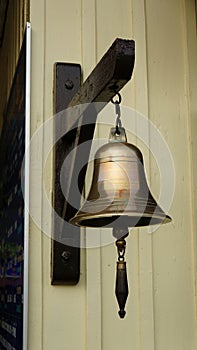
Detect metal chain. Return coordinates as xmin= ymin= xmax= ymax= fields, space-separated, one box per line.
xmin=111 ymin=92 xmax=122 ymax=134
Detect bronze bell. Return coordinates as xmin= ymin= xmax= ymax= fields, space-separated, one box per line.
xmin=70 ymin=127 xmax=171 ymax=229
xmin=70 ymin=126 xmax=171 ymax=319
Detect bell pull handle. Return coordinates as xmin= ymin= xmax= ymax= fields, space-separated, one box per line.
xmin=115 ymin=260 xmax=129 ymax=318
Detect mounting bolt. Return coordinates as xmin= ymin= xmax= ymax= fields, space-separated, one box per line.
xmin=61 ymin=251 xmax=71 ymax=261
xmin=65 ymin=79 xmax=74 ymax=90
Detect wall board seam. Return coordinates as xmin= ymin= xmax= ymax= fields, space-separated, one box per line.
xmin=181 ymin=0 xmax=197 ymax=321
xmin=82 ymin=0 xmax=102 ymax=349
xmin=132 ymin=0 xmax=156 ymax=348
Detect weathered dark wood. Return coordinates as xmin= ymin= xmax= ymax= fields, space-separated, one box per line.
xmin=51 ymin=63 xmax=81 ymax=285
xmin=69 ymin=38 xmax=135 ymax=107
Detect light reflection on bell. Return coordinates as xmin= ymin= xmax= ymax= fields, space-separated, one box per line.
xmin=70 ymin=127 xmax=171 ymax=229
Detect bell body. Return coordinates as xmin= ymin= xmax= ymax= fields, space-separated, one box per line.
xmin=70 ymin=137 xmax=171 ymax=228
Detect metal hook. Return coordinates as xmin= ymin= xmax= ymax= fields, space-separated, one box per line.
xmin=111 ymin=92 xmax=122 ymax=105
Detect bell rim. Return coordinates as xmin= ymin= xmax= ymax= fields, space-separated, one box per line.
xmin=69 ymin=211 xmax=172 ymax=228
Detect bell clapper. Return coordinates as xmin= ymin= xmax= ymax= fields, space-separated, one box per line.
xmin=113 ymin=227 xmax=129 ymax=319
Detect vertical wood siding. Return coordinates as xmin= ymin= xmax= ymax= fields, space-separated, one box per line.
xmin=28 ymin=0 xmax=197 ymax=349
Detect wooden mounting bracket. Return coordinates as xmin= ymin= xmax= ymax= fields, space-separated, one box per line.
xmin=51 ymin=38 xmax=135 ymax=285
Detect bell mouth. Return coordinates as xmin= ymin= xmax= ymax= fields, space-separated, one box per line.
xmin=69 ymin=212 xmax=171 ymax=228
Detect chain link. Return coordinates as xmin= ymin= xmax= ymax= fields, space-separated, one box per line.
xmin=111 ymin=92 xmax=122 ymax=105
xmin=116 ymin=238 xmax=126 ymax=262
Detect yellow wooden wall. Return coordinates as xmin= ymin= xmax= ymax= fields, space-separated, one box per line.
xmin=29 ymin=0 xmax=197 ymax=349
